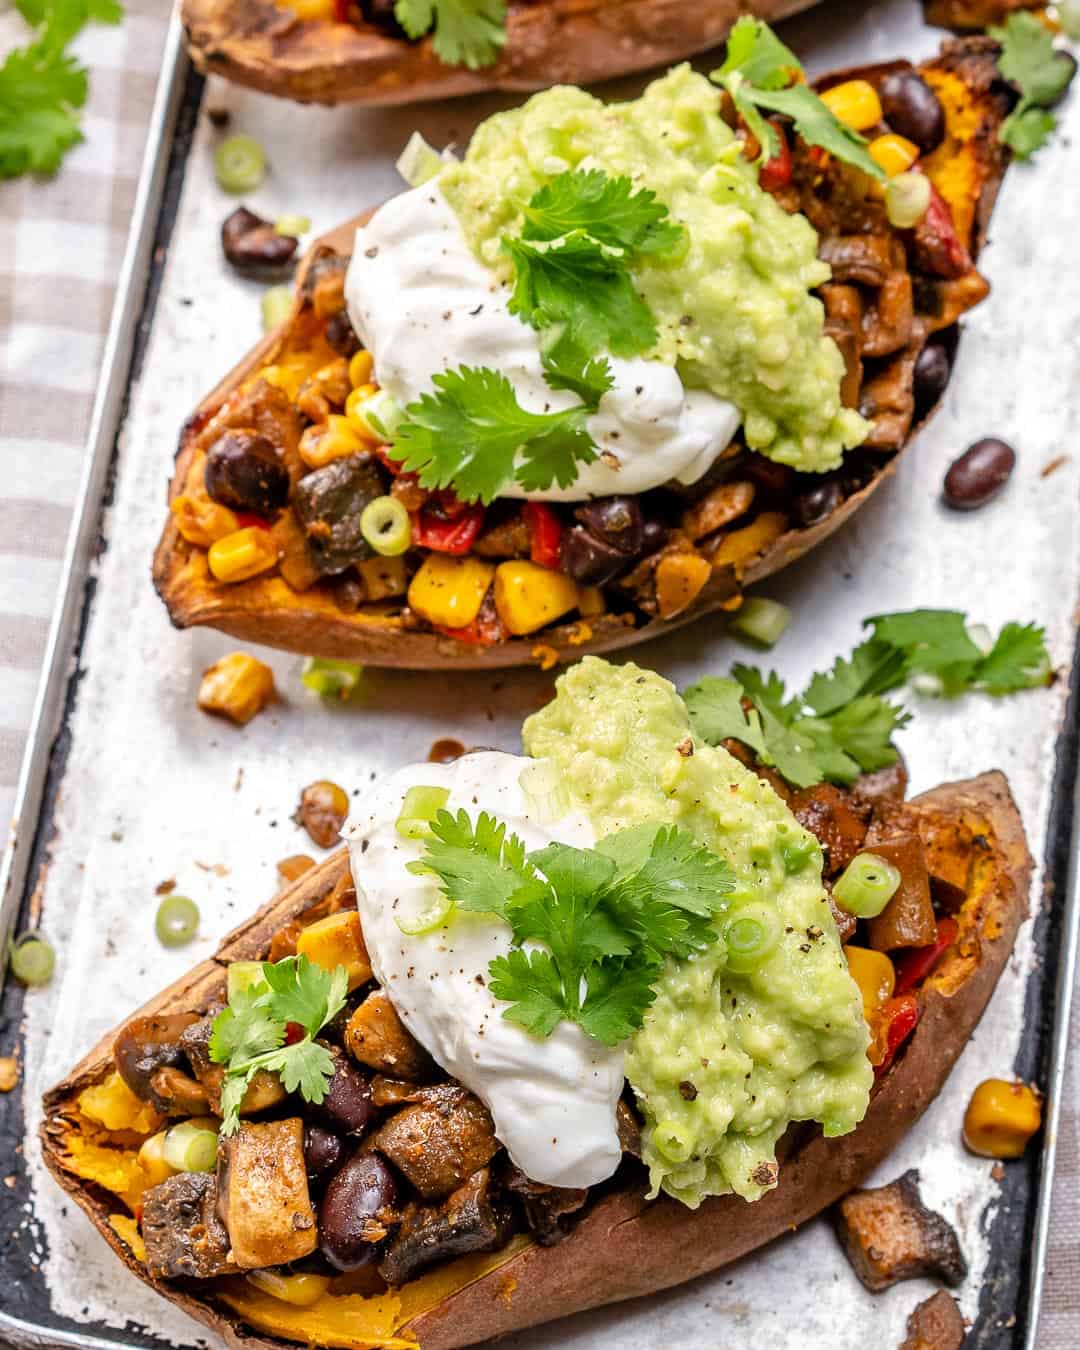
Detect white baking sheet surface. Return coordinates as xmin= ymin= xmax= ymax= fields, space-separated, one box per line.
xmin=18 ymin=0 xmax=1080 ymax=1345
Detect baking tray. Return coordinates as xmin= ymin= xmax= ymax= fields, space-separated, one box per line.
xmin=2 ymin=1 xmax=1079 ymax=1346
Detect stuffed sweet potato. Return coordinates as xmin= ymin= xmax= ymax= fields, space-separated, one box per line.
xmin=182 ymin=0 xmax=822 ymax=107
xmin=42 ymin=756 xmax=1030 ymax=1349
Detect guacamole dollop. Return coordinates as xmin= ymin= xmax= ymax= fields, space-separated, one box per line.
xmin=440 ymin=65 xmax=868 ymax=473
xmin=523 ymin=657 xmax=873 ymax=1207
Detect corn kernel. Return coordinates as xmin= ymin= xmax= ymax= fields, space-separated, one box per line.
xmin=844 ymin=946 xmax=895 ymax=1019
xmin=869 ymin=132 xmax=920 ymax=177
xmin=494 ymin=561 xmax=579 ymax=636
xmin=963 ymin=1079 xmax=1042 ymax=1159
xmin=198 ymin=651 xmax=276 ymax=725
xmin=820 ymin=79 xmax=883 ymax=132
xmin=655 ymin=552 xmax=711 ymax=620
xmin=408 ymin=555 xmax=495 ymax=628
xmin=357 ymin=553 xmax=408 ymax=600
xmin=296 ymin=911 xmax=372 ymax=991
xmin=277 ymin=0 xmax=335 ymax=19
xmin=171 ymin=494 xmax=238 ymax=549
xmin=298 ymin=414 xmax=366 ymax=470
xmin=207 ymin=527 xmax=280 ymax=583
xmin=344 ymin=385 xmax=386 ymax=442
xmin=348 ymin=349 xmax=375 ymax=388
xmin=577 ymin=586 xmax=606 ymax=618
xmin=710 ymin=511 xmax=788 ymax=577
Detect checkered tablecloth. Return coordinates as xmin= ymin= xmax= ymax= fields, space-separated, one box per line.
xmin=1 ymin=7 xmax=1079 ymax=1344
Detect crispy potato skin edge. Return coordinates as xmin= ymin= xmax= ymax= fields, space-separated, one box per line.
xmin=40 ymin=771 xmax=1031 ymax=1350
xmin=181 ymin=0 xmax=820 ymax=107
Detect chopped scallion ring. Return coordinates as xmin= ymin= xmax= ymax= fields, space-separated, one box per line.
xmin=395 ymin=785 xmax=451 ymax=840
xmin=274 ymin=215 xmax=311 ymax=238
xmin=301 ymin=657 xmax=364 ymax=701
xmin=156 ymin=895 xmax=200 ymax=948
xmin=261 ymin=285 xmax=293 ymax=333
xmin=9 ymin=934 xmax=55 ymax=987
xmin=722 ymin=900 xmax=783 ymax=973
xmin=653 ymin=1117 xmax=694 ymax=1163
xmin=163 ymin=1120 xmax=219 ymax=1173
xmin=728 ymin=596 xmax=792 ymax=648
xmin=885 ymin=171 xmax=931 ymax=229
xmin=396 ymin=890 xmax=455 ymax=935
xmin=833 ymin=852 xmax=902 ymax=919
xmin=214 ymin=134 xmax=267 ymax=194
xmin=360 ymin=496 xmax=412 ymax=557
xmin=227 ymin=960 xmax=267 ymax=1003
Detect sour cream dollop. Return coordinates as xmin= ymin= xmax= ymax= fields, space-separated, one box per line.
xmin=344 ymin=750 xmax=625 ymax=1188
xmin=343 ymin=184 xmax=740 ymax=501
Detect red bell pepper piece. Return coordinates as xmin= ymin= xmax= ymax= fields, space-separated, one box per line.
xmin=874 ymin=994 xmax=920 ymax=1079
xmin=234 ymin=511 xmax=272 ymax=531
xmin=284 ymin=1021 xmax=305 ymax=1045
xmin=912 ymin=181 xmax=972 ymax=280
xmin=893 ymin=917 xmax=959 ymax=996
xmin=374 ymin=446 xmax=401 ymax=475
xmin=333 ymin=0 xmax=350 ymax=22
xmin=412 ymin=502 xmax=484 ymax=555
xmin=432 ymin=599 xmax=509 ymax=647
xmin=759 ymin=121 xmax=792 ymax=192
xmin=523 ymin=502 xmax=564 ymax=570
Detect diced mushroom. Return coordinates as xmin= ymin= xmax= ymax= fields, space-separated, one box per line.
xmin=179 ymin=1016 xmax=286 ymax=1117
xmin=680 ymin=481 xmax=755 ymax=543
xmin=378 ymin=1167 xmax=513 ymax=1286
xmin=217 ymin=1119 xmax=319 ymax=1269
xmin=501 ymin=1162 xmax=587 ymax=1246
xmin=345 ymin=990 xmax=433 ymax=1080
xmin=834 ymin=1169 xmax=967 ymax=1293
xmin=293 ymin=455 xmax=386 ymax=575
xmin=861 ymin=271 xmax=914 ymax=359
xmin=865 ymin=835 xmax=938 ymax=951
xmin=370 ymin=1084 xmax=499 ymax=1200
xmin=142 ymin=1172 xmax=236 ymax=1280
xmin=900 ymin=1289 xmax=966 ymax=1350
xmin=616 ymin=1099 xmax=642 ymax=1157
xmin=819 ymin=234 xmax=896 ymax=286
xmin=789 ymin=784 xmax=871 ymax=879
xmin=113 ymin=1014 xmax=199 ymax=1112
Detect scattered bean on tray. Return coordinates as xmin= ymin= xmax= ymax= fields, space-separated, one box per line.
xmin=943 ymin=438 xmax=1016 ymax=511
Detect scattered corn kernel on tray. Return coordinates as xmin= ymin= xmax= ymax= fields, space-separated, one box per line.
xmin=2 ymin=2 xmax=1080 ymax=1348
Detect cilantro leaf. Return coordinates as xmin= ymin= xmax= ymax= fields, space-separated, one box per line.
xmin=577 ymin=957 xmax=658 ymax=1046
xmin=389 ymin=365 xmax=597 ymax=504
xmin=601 ymin=824 xmax=735 ymax=920
xmin=262 ymin=954 xmax=348 ymax=1037
xmin=974 ymin=621 xmax=1052 ymax=694
xmin=682 ymin=677 xmax=769 ymax=760
xmin=260 ymin=1038 xmax=338 ymax=1104
xmin=520 ymin=170 xmax=685 ymax=256
xmin=802 ymin=637 xmax=905 ymax=713
xmin=711 ymin=18 xmax=885 ymax=181
xmin=208 ymin=985 xmax=283 ymax=1065
xmin=415 ymin=807 xmax=541 ymax=917
xmin=393 ymin=0 xmax=506 ymax=70
xmin=991 ymin=12 xmax=1076 ymax=160
xmin=1000 ymin=105 xmax=1057 ymax=158
xmin=538 ymin=337 xmax=614 ymax=411
xmin=487 ymin=948 xmax=567 ymax=1038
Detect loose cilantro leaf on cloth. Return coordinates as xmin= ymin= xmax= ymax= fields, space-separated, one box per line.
xmin=416 ymin=815 xmax=734 ymax=1046
xmin=1 ymin=0 xmax=122 ymax=179
xmin=685 ymin=609 xmax=1051 ymax=789
xmin=210 ymin=954 xmax=349 ymax=1133
xmin=394 ymin=0 xmax=506 ymax=70
xmin=711 ymin=17 xmax=886 ymax=181
xmin=991 ymin=12 xmax=1076 ymax=159
xmin=519 ymin=170 xmax=685 ymax=255
xmin=389 ymin=365 xmax=597 ymax=503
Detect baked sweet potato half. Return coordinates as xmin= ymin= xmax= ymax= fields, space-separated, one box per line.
xmin=182 ymin=0 xmax=822 ymax=107
xmin=41 ymin=764 xmax=1030 ymax=1349
xmin=154 ymin=39 xmax=1010 ymax=670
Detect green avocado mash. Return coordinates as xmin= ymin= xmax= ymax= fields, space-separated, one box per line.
xmin=523 ymin=657 xmax=872 ymax=1207
xmin=440 ymin=65 xmax=869 ymax=473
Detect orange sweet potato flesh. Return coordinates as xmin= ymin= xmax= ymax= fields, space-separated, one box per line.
xmin=152 ymin=43 xmax=1010 ymax=671
xmin=181 ymin=0 xmax=820 ymax=107
xmin=40 ymin=770 xmax=1030 ymax=1350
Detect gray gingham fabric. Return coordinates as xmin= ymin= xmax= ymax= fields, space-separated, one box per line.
xmin=1 ymin=9 xmax=1078 ymax=1346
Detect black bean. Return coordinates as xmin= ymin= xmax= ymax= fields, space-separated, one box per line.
xmin=640 ymin=519 xmax=668 ymax=554
xmin=319 ymin=1151 xmax=398 ymax=1271
xmin=943 ymin=438 xmax=1015 ymax=511
xmin=560 ymin=526 xmax=632 ymax=586
xmin=293 ymin=455 xmax=386 ymax=574
xmin=913 ymin=342 xmax=952 ymax=416
xmin=304 ymin=1126 xmax=345 ymax=1185
xmin=574 ymin=497 xmax=644 ymax=554
xmin=793 ymin=478 xmax=842 ymax=528
xmin=220 ymin=207 xmax=298 ymax=275
xmin=204 ymin=430 xmax=290 ymax=515
xmin=879 ymin=71 xmax=945 ymax=154
xmin=316 ymin=1047 xmax=377 ymax=1134
xmin=325 ymin=309 xmax=361 ymax=357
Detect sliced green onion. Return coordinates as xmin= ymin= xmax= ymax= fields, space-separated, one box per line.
xmin=227 ymin=960 xmax=267 ymax=1003
xmin=885 ymin=171 xmax=931 ymax=229
xmin=396 ymin=131 xmax=444 ymax=187
xmin=9 ymin=934 xmax=55 ymax=987
xmin=722 ymin=901 xmax=783 ymax=973
xmin=395 ymin=785 xmax=450 ymax=840
xmin=350 ymin=388 xmax=403 ymax=442
xmin=833 ymin=852 xmax=902 ymax=919
xmin=518 ymin=758 xmax=570 ymax=824
xmin=163 ymin=1120 xmax=219 ymax=1173
xmin=728 ymin=597 xmax=791 ymax=648
xmin=652 ymin=1118 xmax=694 ymax=1163
xmin=396 ymin=890 xmax=455 ymax=936
xmin=360 ymin=496 xmax=411 ymax=557
xmin=301 ymin=657 xmax=364 ymax=701
xmin=156 ymin=895 xmax=200 ymax=948
xmin=781 ymin=834 xmax=820 ymax=876
xmin=274 ymin=214 xmax=311 ymax=238
xmin=262 ymin=285 xmax=293 ymax=333
xmin=214 ymin=134 xmax=267 ymax=194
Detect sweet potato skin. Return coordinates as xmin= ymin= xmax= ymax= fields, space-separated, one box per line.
xmin=152 ymin=46 xmax=1009 ymax=671
xmin=40 ymin=770 xmax=1030 ymax=1350
xmin=181 ymin=0 xmax=820 ymax=107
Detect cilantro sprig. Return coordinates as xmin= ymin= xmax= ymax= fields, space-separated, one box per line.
xmin=209 ymin=954 xmax=348 ymax=1133
xmin=684 ymin=610 xmax=1052 ymax=790
xmin=711 ymin=18 xmax=886 ymax=182
xmin=388 ymin=170 xmax=682 ymax=503
xmin=393 ymin=0 xmax=507 ymax=71
xmin=413 ymin=809 xmax=734 ymax=1045
xmin=991 ymin=12 xmax=1077 ymax=159
xmin=1 ymin=0 xmax=123 ymax=179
